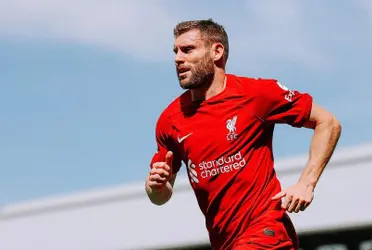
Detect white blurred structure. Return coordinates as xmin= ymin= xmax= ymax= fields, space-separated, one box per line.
xmin=1 ymin=144 xmax=372 ymax=250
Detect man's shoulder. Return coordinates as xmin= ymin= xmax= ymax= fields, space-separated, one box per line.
xmin=229 ymin=73 xmax=278 ymax=94
xmin=157 ymin=90 xmax=190 ymax=124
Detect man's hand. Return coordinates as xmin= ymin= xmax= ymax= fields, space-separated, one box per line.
xmin=146 ymin=151 xmax=176 ymax=206
xmin=271 ymin=182 xmax=314 ymax=213
xmin=147 ymin=151 xmax=173 ymax=192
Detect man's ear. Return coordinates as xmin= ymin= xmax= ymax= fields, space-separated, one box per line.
xmin=212 ymin=42 xmax=225 ymax=62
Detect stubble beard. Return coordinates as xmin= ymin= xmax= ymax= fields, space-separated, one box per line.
xmin=178 ymin=55 xmax=215 ymax=90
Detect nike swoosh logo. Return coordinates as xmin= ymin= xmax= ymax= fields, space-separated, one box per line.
xmin=178 ymin=132 xmax=193 ymax=143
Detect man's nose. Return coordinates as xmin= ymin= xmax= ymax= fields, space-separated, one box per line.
xmin=175 ymin=51 xmax=185 ymax=64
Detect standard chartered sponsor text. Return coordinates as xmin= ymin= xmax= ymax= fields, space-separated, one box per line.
xmin=199 ymin=151 xmax=246 ymax=178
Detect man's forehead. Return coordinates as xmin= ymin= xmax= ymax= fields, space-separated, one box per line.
xmin=174 ymin=30 xmax=204 ymax=46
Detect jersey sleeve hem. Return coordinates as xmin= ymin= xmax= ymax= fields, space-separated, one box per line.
xmin=291 ymin=93 xmax=313 ymax=128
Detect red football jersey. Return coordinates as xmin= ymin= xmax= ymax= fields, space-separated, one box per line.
xmin=150 ymin=74 xmax=313 ymax=249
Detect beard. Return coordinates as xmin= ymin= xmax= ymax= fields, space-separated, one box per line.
xmin=178 ymin=54 xmax=215 ymax=90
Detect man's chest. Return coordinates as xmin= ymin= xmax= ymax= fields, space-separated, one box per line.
xmin=171 ymin=100 xmax=262 ymax=166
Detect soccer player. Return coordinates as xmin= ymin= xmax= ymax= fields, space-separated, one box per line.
xmin=145 ymin=19 xmax=342 ymax=250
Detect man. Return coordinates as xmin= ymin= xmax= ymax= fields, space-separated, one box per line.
xmin=145 ymin=19 xmax=342 ymax=250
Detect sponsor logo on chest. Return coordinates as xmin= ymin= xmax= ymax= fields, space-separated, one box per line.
xmin=187 ymin=151 xmax=246 ymax=183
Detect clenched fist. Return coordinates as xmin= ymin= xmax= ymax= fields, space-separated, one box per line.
xmin=147 ymin=151 xmax=173 ymax=191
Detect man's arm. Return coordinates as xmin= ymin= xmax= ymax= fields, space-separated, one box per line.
xmin=272 ymin=102 xmax=342 ymax=213
xmin=300 ymin=102 xmax=342 ymax=189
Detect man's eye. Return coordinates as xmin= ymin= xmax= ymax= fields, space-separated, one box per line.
xmin=184 ymin=47 xmax=192 ymax=53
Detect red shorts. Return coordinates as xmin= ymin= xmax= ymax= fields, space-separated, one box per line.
xmin=232 ymin=210 xmax=299 ymax=250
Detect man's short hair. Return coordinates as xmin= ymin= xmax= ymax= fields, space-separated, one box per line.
xmin=173 ymin=19 xmax=229 ymax=63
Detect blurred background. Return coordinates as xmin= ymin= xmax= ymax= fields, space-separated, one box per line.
xmin=0 ymin=0 xmax=371 ymax=249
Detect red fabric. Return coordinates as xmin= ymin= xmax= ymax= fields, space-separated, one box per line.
xmin=150 ymin=74 xmax=312 ymax=249
xmin=232 ymin=210 xmax=299 ymax=250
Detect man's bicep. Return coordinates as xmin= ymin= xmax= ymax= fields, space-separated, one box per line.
xmin=303 ymin=102 xmax=334 ymax=129
xmin=152 ymin=113 xmax=183 ymax=173
xmin=255 ymin=79 xmax=313 ymax=127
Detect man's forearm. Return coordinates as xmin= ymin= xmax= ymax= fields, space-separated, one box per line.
xmin=299 ymin=116 xmax=342 ymax=189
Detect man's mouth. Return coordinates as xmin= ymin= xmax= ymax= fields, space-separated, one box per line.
xmin=178 ymin=67 xmax=190 ymax=73
xmin=178 ymin=68 xmax=190 ymax=77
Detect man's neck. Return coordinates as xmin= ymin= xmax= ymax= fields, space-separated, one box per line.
xmin=191 ymin=70 xmax=226 ymax=102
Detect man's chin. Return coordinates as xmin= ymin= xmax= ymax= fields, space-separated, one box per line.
xmin=180 ymin=81 xmax=198 ymax=90
xmin=179 ymin=79 xmax=192 ymax=89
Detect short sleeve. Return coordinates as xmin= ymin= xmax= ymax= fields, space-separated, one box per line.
xmin=150 ymin=113 xmax=183 ymax=174
xmin=254 ymin=79 xmax=313 ymax=127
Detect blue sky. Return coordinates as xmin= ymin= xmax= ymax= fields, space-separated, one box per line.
xmin=1 ymin=0 xmax=372 ymax=204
